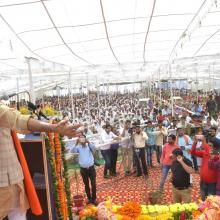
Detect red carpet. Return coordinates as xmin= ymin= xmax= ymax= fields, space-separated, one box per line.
xmin=70 ymin=162 xmax=200 ymax=205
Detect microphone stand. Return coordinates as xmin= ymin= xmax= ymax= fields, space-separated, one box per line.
xmin=8 ymin=91 xmax=30 ymax=110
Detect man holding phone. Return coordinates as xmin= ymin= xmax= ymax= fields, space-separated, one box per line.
xmin=171 ymin=148 xmax=193 ymax=203
xmin=191 ymin=134 xmax=217 ymax=200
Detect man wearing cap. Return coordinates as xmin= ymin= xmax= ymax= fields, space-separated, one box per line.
xmin=171 ymin=148 xmax=193 ymax=203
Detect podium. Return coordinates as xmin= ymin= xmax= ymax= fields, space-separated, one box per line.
xmin=21 ymin=133 xmax=55 ymax=220
xmin=4 ymin=133 xmax=55 ymax=220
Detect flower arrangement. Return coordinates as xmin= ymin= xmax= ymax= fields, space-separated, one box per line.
xmin=61 ymin=138 xmax=73 ymax=218
xmin=19 ymin=106 xmax=29 ymax=115
xmin=79 ymin=195 xmax=220 ymax=220
xmin=194 ymin=196 xmax=220 ymax=220
xmin=98 ymin=199 xmax=116 ymax=220
xmin=116 ymin=202 xmax=142 ymax=219
xmin=111 ymin=202 xmax=198 ymax=220
xmin=46 ymin=131 xmax=73 ymax=220
xmin=43 ymin=106 xmax=59 ymax=116
xmin=79 ymin=205 xmax=98 ymax=220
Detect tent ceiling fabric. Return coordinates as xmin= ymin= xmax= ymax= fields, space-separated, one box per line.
xmin=0 ymin=0 xmax=220 ymax=94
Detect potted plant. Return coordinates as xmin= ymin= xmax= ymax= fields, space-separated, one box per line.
xmin=146 ymin=178 xmax=162 ymax=205
xmin=148 ymin=191 xmax=162 ymax=205
xmin=73 ymin=169 xmax=84 ymax=207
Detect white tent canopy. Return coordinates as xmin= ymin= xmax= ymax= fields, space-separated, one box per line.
xmin=0 ymin=0 xmax=220 ymax=95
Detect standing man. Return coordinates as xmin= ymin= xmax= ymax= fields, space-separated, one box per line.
xmin=100 ymin=125 xmax=120 ymax=178
xmin=206 ymin=95 xmax=216 ymax=117
xmin=0 ymin=101 xmax=79 ymax=220
xmin=70 ymin=134 xmax=97 ymax=205
xmin=159 ymin=134 xmax=179 ymax=191
xmin=133 ymin=124 xmax=149 ymax=178
xmin=162 ymin=105 xmax=171 ymax=116
xmin=191 ymin=101 xmax=203 ymax=116
xmin=121 ymin=120 xmax=133 ymax=176
xmin=191 ymin=135 xmax=217 ymax=200
xmin=176 ymin=127 xmax=193 ymax=162
xmin=144 ymin=121 xmax=156 ymax=168
xmin=155 ymin=121 xmax=168 ymax=165
xmin=171 ymin=148 xmax=193 ymax=203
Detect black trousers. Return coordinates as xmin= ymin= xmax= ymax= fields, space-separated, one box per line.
xmin=134 ymin=148 xmax=148 ymax=175
xmin=80 ymin=166 xmax=96 ymax=201
xmin=110 ymin=148 xmax=118 ymax=174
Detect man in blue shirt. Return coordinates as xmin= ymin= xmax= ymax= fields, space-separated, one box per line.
xmin=191 ymin=101 xmax=203 ymax=116
xmin=144 ymin=121 xmax=156 ymax=167
xmin=176 ymin=127 xmax=193 ymax=161
xmin=70 ymin=134 xmax=97 ymax=205
xmin=176 ymin=127 xmax=193 ymax=184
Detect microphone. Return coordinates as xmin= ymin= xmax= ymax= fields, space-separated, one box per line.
xmin=0 ymin=93 xmax=17 ymax=100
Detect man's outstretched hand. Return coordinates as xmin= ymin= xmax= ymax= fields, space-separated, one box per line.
xmin=53 ymin=120 xmax=81 ymax=137
xmin=28 ymin=118 xmax=81 ymax=137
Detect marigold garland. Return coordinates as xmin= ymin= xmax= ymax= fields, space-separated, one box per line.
xmin=117 ymin=202 xmax=142 ymax=219
xmin=46 ymin=132 xmax=73 ymax=220
xmin=61 ymin=137 xmax=73 ymax=220
xmin=46 ymin=136 xmax=63 ymax=220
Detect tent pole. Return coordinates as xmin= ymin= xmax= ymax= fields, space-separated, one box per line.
xmin=159 ymin=68 xmax=161 ymax=104
xmin=169 ymin=64 xmax=174 ymax=117
xmin=26 ymin=57 xmax=35 ymax=103
xmin=69 ymin=71 xmax=75 ymax=119
xmin=87 ymin=73 xmax=90 ymax=112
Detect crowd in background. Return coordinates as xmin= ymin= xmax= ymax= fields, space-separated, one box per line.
xmin=32 ymin=89 xmax=220 ymax=204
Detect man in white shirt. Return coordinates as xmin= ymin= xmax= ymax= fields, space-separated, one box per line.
xmin=121 ymin=120 xmax=133 ymax=176
xmin=133 ymin=124 xmax=149 ymax=178
xmin=100 ymin=125 xmax=120 ymax=178
xmin=162 ymin=105 xmax=171 ymax=116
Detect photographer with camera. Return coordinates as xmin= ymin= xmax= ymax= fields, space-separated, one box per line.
xmin=191 ymin=134 xmax=217 ymax=200
xmin=132 ymin=124 xmax=148 ymax=178
xmin=69 ymin=134 xmax=98 ymax=205
xmin=171 ymin=148 xmax=193 ymax=203
xmin=120 ymin=120 xmax=133 ymax=176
